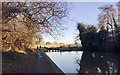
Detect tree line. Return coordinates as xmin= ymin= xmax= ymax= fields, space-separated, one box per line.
xmin=77 ymin=3 xmax=120 ymax=51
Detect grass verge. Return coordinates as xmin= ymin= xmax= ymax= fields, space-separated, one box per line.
xmin=2 ymin=51 xmax=37 ymax=73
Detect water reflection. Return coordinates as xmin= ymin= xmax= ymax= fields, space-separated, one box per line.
xmin=46 ymin=50 xmax=120 ymax=74
xmin=77 ymin=51 xmax=120 ymax=74
xmin=46 ymin=51 xmax=83 ymax=73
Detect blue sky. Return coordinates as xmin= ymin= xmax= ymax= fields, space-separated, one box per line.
xmin=42 ymin=2 xmax=116 ymax=44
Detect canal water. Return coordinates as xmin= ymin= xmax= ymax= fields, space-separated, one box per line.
xmin=46 ymin=51 xmax=83 ymax=73
xmin=45 ymin=50 xmax=120 ymax=74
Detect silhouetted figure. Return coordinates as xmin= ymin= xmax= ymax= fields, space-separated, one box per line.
xmin=37 ymin=46 xmax=39 ymax=49
xmin=40 ymin=45 xmax=41 ymax=49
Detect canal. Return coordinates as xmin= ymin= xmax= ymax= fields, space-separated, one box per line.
xmin=45 ymin=50 xmax=120 ymax=74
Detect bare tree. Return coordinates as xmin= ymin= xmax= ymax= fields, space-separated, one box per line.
xmin=98 ymin=4 xmax=117 ymax=31
xmin=2 ymin=2 xmax=69 ymax=51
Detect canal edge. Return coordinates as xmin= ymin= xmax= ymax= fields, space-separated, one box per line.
xmin=42 ymin=51 xmax=65 ymax=74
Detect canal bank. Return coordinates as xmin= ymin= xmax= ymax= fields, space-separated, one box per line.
xmin=31 ymin=49 xmax=64 ymax=74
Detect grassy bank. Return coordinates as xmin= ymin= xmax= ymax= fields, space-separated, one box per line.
xmin=2 ymin=51 xmax=37 ymax=73
xmin=2 ymin=49 xmax=65 ymax=74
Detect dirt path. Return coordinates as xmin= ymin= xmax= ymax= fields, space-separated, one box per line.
xmin=31 ymin=50 xmax=63 ymax=74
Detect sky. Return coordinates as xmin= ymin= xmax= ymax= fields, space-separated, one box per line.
xmin=42 ymin=2 xmax=117 ymax=44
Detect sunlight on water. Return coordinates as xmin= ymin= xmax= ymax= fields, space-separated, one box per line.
xmin=46 ymin=51 xmax=83 ymax=73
